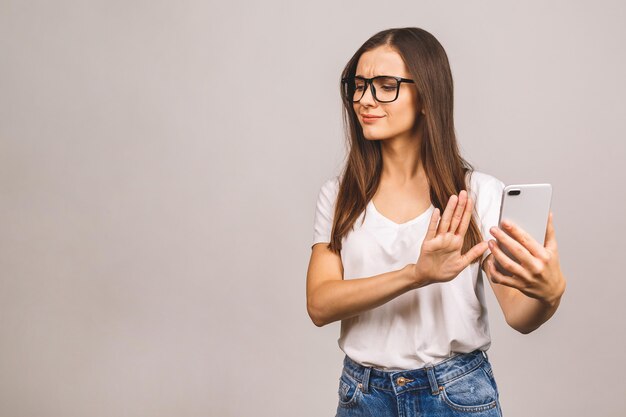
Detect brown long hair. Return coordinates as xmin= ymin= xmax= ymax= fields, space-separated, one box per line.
xmin=327 ymin=27 xmax=482 ymax=261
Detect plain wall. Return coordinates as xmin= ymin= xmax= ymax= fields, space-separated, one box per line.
xmin=1 ymin=0 xmax=625 ymax=416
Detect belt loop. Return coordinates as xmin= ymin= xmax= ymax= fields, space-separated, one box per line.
xmin=425 ymin=364 xmax=439 ymax=395
xmin=361 ymin=366 xmax=371 ymax=394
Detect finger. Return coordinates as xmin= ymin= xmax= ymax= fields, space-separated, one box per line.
xmin=481 ymin=252 xmax=493 ymax=273
xmin=462 ymin=240 xmax=488 ymax=266
xmin=436 ymin=194 xmax=458 ymax=235
xmin=426 ymin=207 xmax=440 ymax=240
xmin=498 ymin=219 xmax=550 ymax=263
xmin=448 ymin=190 xmax=467 ymax=234
xmin=544 ymin=211 xmax=558 ymax=252
xmin=488 ymin=258 xmax=523 ymax=290
xmin=455 ymin=194 xmax=474 ymax=237
xmin=488 ymin=239 xmax=529 ymax=279
xmin=489 ymin=225 xmax=535 ymax=270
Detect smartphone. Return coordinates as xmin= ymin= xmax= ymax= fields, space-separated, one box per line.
xmin=494 ymin=183 xmax=553 ymax=276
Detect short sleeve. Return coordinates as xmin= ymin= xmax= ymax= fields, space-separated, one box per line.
xmin=472 ymin=175 xmax=506 ymax=270
xmin=312 ymin=177 xmax=339 ymax=248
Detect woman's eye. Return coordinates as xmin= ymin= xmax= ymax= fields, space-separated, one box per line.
xmin=382 ymin=86 xmax=396 ymax=91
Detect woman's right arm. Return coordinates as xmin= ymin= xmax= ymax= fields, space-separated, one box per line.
xmin=306 ymin=190 xmax=488 ymax=327
xmin=306 ymin=243 xmax=427 ymax=327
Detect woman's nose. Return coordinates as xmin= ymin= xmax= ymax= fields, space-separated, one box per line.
xmin=359 ymin=83 xmax=377 ymax=106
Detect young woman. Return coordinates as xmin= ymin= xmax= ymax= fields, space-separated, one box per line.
xmin=306 ymin=27 xmax=567 ymax=417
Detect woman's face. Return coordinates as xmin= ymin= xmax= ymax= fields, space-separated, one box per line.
xmin=352 ymin=46 xmax=421 ymax=141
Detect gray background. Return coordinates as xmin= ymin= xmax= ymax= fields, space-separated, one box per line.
xmin=1 ymin=1 xmax=624 ymax=416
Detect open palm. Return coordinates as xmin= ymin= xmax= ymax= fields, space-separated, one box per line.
xmin=411 ymin=190 xmax=488 ymax=286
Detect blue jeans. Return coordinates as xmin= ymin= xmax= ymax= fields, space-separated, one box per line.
xmin=335 ymin=349 xmax=503 ymax=416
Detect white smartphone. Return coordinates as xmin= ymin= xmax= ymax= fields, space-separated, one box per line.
xmin=494 ymin=183 xmax=553 ymax=276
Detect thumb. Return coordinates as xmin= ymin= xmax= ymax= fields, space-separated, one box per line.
xmin=463 ymin=241 xmax=489 ymax=265
xmin=544 ymin=211 xmax=558 ymax=251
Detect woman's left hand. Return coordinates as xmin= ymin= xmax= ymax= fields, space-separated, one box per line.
xmin=485 ymin=211 xmax=567 ymax=305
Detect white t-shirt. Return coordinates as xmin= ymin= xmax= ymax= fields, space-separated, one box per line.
xmin=311 ymin=170 xmax=505 ymax=371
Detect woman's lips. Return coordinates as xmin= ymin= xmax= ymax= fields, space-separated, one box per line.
xmin=362 ymin=115 xmax=384 ymax=123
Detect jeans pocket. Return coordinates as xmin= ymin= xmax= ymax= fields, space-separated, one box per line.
xmin=337 ymin=372 xmax=362 ymax=408
xmin=440 ymin=364 xmax=498 ymax=413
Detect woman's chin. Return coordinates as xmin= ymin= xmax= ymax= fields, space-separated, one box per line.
xmin=361 ymin=128 xmax=386 ymax=141
xmin=362 ymin=132 xmax=388 ymax=141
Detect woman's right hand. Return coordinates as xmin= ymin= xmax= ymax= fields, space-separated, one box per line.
xmin=409 ymin=190 xmax=488 ymax=287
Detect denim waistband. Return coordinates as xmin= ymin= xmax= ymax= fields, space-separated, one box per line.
xmin=342 ymin=349 xmax=489 ymax=395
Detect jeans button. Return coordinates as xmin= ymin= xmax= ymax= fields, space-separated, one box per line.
xmin=397 ymin=377 xmax=406 ymax=386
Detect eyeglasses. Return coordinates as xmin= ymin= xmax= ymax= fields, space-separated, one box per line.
xmin=341 ymin=75 xmax=415 ymax=103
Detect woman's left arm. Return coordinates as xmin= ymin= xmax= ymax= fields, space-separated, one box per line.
xmin=483 ymin=211 xmax=567 ymax=334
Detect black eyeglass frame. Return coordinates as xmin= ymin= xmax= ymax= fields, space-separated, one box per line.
xmin=341 ymin=75 xmax=415 ymax=103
